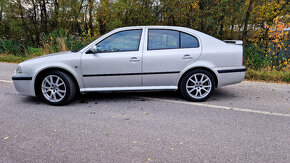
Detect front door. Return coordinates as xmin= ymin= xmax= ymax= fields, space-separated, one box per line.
xmin=81 ymin=29 xmax=144 ymax=89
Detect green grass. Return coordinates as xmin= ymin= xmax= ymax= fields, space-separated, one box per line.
xmin=0 ymin=54 xmax=31 ymax=63
xmin=1 ymin=54 xmax=289 ymax=83
xmin=245 ymin=68 xmax=290 ymax=83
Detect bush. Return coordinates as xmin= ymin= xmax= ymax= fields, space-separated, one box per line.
xmin=26 ymin=47 xmax=43 ymax=56
xmin=0 ymin=39 xmax=25 ymax=56
xmin=243 ymin=44 xmax=266 ymax=70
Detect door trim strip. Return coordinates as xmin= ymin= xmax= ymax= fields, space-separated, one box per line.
xmin=83 ymin=71 xmax=180 ymax=77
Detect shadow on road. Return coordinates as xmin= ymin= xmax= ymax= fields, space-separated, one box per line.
xmin=22 ymin=87 xmax=238 ymax=105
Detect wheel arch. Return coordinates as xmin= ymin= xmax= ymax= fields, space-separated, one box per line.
xmin=34 ymin=67 xmax=80 ymax=96
xmin=178 ymin=66 xmax=218 ymax=89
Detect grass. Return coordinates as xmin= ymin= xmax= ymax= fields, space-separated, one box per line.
xmin=0 ymin=54 xmax=31 ymax=63
xmin=245 ymin=68 xmax=290 ymax=83
xmin=0 ymin=54 xmax=289 ymax=83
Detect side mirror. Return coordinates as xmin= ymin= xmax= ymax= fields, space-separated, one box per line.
xmin=86 ymin=46 xmax=98 ymax=54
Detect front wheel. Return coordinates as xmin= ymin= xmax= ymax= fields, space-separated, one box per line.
xmin=38 ymin=70 xmax=76 ymax=105
xmin=180 ymin=69 xmax=215 ymax=102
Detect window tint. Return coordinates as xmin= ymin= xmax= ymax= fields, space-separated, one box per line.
xmin=96 ymin=30 xmax=142 ymax=52
xmin=148 ymin=30 xmax=179 ymax=50
xmin=180 ymin=32 xmax=199 ymax=48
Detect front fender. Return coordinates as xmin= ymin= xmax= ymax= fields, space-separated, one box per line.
xmin=32 ymin=63 xmax=84 ymax=90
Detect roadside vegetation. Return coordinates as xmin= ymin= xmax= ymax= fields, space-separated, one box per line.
xmin=0 ymin=0 xmax=289 ymax=83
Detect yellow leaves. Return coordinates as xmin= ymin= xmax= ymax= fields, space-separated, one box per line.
xmin=3 ymin=136 xmax=9 ymax=140
xmin=147 ymin=158 xmax=152 ymax=162
xmin=190 ymin=1 xmax=199 ymax=10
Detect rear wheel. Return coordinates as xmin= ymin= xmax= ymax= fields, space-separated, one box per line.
xmin=38 ymin=70 xmax=76 ymax=105
xmin=180 ymin=69 xmax=215 ymax=102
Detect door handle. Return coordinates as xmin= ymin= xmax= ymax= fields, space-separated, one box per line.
xmin=129 ymin=57 xmax=140 ymax=62
xmin=183 ymin=54 xmax=193 ymax=59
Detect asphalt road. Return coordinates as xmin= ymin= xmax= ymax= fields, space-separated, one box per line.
xmin=0 ymin=62 xmax=289 ymax=163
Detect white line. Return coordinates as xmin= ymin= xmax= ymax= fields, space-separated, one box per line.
xmin=139 ymin=97 xmax=290 ymax=117
xmin=0 ymin=79 xmax=13 ymax=83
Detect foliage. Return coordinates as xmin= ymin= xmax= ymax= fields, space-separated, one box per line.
xmin=0 ymin=0 xmax=289 ymax=71
xmin=0 ymin=40 xmax=25 ymax=56
xmin=244 ymin=44 xmax=266 ymax=70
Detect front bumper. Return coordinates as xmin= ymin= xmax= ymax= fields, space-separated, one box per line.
xmin=213 ymin=66 xmax=246 ymax=87
xmin=12 ymin=74 xmax=36 ymax=96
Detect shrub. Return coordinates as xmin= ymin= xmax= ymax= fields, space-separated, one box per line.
xmin=0 ymin=39 xmax=25 ymax=56
xmin=244 ymin=44 xmax=266 ymax=70
xmin=26 ymin=47 xmax=43 ymax=56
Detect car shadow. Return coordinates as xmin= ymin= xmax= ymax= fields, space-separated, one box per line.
xmin=21 ymin=87 xmax=238 ymax=105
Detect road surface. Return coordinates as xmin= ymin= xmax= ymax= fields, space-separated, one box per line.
xmin=0 ymin=62 xmax=289 ymax=162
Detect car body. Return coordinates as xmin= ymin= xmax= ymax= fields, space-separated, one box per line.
xmin=12 ymin=26 xmax=246 ymax=105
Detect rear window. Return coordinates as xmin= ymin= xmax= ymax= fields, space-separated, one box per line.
xmin=148 ymin=29 xmax=199 ymax=50
xmin=180 ymin=32 xmax=199 ymax=48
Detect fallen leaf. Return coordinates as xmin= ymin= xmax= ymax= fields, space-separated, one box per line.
xmin=157 ymin=138 xmax=160 ymax=141
xmin=180 ymin=142 xmax=183 ymax=145
xmin=147 ymin=158 xmax=152 ymax=162
xmin=133 ymin=140 xmax=137 ymax=144
xmin=170 ymin=147 xmax=174 ymax=150
xmin=49 ymin=144 xmax=52 ymax=147
xmin=3 ymin=136 xmax=9 ymax=140
xmin=14 ymin=135 xmax=18 ymax=138
xmin=144 ymin=112 xmax=149 ymax=115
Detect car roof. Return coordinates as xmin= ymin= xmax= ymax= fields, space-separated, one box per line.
xmin=114 ymin=25 xmax=191 ymax=30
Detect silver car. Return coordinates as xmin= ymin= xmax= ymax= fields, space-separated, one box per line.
xmin=12 ymin=26 xmax=246 ymax=105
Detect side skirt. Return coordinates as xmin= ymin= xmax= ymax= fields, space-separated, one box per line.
xmin=80 ymin=86 xmax=178 ymax=93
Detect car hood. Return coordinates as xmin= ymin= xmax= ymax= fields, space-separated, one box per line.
xmin=24 ymin=51 xmax=74 ymax=62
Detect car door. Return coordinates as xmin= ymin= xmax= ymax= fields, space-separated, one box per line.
xmin=142 ymin=28 xmax=201 ymax=86
xmin=81 ymin=29 xmax=144 ymax=89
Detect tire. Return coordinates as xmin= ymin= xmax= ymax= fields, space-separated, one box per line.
xmin=37 ymin=70 xmax=76 ymax=105
xmin=180 ymin=69 xmax=215 ymax=102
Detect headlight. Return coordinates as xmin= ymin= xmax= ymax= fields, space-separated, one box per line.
xmin=15 ymin=66 xmax=22 ymax=74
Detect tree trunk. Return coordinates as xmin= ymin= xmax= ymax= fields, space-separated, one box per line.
xmin=88 ymin=0 xmax=94 ymax=36
xmin=40 ymin=0 xmax=48 ymax=33
xmin=242 ymin=0 xmax=254 ymax=41
xmin=53 ymin=0 xmax=59 ymax=28
xmin=17 ymin=0 xmax=29 ymax=41
xmin=31 ymin=0 xmax=40 ymax=45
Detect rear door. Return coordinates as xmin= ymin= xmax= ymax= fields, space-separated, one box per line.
xmin=142 ymin=28 xmax=201 ymax=86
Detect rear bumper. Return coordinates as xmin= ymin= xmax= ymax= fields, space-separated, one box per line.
xmin=12 ymin=74 xmax=36 ymax=96
xmin=213 ymin=66 xmax=246 ymax=87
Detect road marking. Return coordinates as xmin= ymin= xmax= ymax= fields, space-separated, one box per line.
xmin=139 ymin=97 xmax=290 ymax=117
xmin=1 ymin=78 xmax=288 ymax=117
xmin=0 ymin=79 xmax=13 ymax=83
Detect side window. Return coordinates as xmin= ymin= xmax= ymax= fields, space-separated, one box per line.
xmin=180 ymin=32 xmax=199 ymax=48
xmin=148 ymin=30 xmax=179 ymax=50
xmin=96 ymin=30 xmax=142 ymax=52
